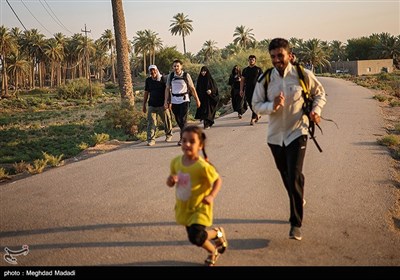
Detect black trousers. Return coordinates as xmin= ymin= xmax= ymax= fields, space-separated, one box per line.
xmin=245 ymin=91 xmax=258 ymax=120
xmin=171 ymin=102 xmax=190 ymax=138
xmin=268 ymin=135 xmax=307 ymax=227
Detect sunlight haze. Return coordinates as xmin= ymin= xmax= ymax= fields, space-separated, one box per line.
xmin=2 ymin=0 xmax=399 ymax=54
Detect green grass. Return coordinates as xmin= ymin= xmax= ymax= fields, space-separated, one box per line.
xmin=0 ymin=91 xmax=135 ymax=168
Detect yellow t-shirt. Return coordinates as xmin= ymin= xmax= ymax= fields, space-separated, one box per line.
xmin=170 ymin=155 xmax=220 ymax=227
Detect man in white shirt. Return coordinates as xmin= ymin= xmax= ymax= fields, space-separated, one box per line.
xmin=164 ymin=59 xmax=200 ymax=145
xmin=252 ymin=38 xmax=326 ymax=241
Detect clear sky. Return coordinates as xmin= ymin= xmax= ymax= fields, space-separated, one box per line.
xmin=1 ymin=0 xmax=399 ymax=54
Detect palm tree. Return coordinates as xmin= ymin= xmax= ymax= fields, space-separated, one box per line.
xmin=0 ymin=25 xmax=17 ymax=97
xmin=111 ymin=0 xmax=134 ymax=106
xmin=100 ymin=29 xmax=116 ymax=83
xmin=298 ymin=38 xmax=330 ymax=72
xmin=53 ymin=33 xmax=66 ymax=86
xmin=373 ymin=32 xmax=400 ymax=60
xmin=329 ymin=40 xmax=347 ymax=62
xmin=145 ymin=29 xmax=163 ymax=65
xmin=7 ymin=50 xmax=29 ymax=94
xmin=169 ymin=13 xmax=193 ymax=54
xmin=132 ymin=30 xmax=148 ymax=73
xmin=44 ymin=38 xmax=63 ymax=87
xmin=201 ymin=40 xmax=218 ymax=62
xmin=233 ymin=25 xmax=255 ymax=49
xmin=20 ymin=29 xmax=45 ymax=88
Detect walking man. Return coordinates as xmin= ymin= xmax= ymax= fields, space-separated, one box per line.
xmin=164 ymin=59 xmax=201 ymax=145
xmin=143 ymin=65 xmax=173 ymax=146
xmin=252 ymin=38 xmax=326 ymax=240
xmin=240 ymin=55 xmax=263 ymax=125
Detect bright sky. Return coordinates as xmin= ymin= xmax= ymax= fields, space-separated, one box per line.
xmin=1 ymin=0 xmax=399 ymax=54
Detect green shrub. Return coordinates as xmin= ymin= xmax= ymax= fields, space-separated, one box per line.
xmin=0 ymin=167 xmax=11 ymax=181
xmin=92 ymin=133 xmax=110 ymax=145
xmin=27 ymin=159 xmax=48 ymax=174
xmin=373 ymin=94 xmax=387 ymax=102
xmin=13 ymin=160 xmax=29 ymax=174
xmin=57 ymin=78 xmax=103 ymax=99
xmin=78 ymin=142 xmax=89 ymax=150
xmin=377 ymin=135 xmax=400 ymax=147
xmin=42 ymin=152 xmax=64 ymax=167
xmin=105 ymin=103 xmax=147 ymax=135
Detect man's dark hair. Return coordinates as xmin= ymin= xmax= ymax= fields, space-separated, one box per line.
xmin=173 ymin=59 xmax=183 ymax=65
xmin=248 ymin=55 xmax=256 ymax=60
xmin=268 ymin=38 xmax=291 ymax=52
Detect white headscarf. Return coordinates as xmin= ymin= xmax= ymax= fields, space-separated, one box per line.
xmin=148 ymin=65 xmax=162 ymax=81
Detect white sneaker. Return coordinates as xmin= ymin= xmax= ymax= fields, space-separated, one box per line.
xmin=165 ymin=136 xmax=172 ymax=142
xmin=147 ymin=141 xmax=155 ymax=146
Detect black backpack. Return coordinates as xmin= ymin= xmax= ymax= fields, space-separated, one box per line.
xmin=258 ymin=64 xmax=325 ymax=152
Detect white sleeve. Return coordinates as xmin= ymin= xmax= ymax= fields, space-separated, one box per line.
xmin=252 ymin=78 xmax=274 ymax=115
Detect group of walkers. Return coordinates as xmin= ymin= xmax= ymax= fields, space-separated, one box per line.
xmin=143 ymin=54 xmax=266 ymax=147
xmin=143 ymin=38 xmax=327 ymax=266
xmin=143 ymin=60 xmax=219 ymax=146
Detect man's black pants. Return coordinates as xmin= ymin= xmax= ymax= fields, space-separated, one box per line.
xmin=268 ymin=135 xmax=307 ymax=227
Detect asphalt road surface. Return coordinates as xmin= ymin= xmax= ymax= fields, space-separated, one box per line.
xmin=1 ymin=77 xmax=399 ymax=269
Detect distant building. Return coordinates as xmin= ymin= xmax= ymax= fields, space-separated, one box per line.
xmin=330 ymin=59 xmax=393 ymax=76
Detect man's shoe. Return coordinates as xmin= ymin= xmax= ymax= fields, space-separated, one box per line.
xmin=289 ymin=226 xmax=302 ymax=241
xmin=238 ymin=114 xmax=242 ymax=119
xmin=177 ymin=139 xmax=182 ymax=146
xmin=147 ymin=140 xmax=155 ymax=146
xmin=165 ymin=135 xmax=172 ymax=142
xmin=250 ymin=119 xmax=255 ymax=125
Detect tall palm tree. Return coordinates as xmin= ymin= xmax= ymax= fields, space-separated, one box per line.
xmin=329 ymin=40 xmax=347 ymax=62
xmin=373 ymin=32 xmax=400 ymax=60
xmin=7 ymin=50 xmax=29 ymax=94
xmin=233 ymin=25 xmax=255 ymax=49
xmin=20 ymin=29 xmax=45 ymax=88
xmin=132 ymin=30 xmax=148 ymax=73
xmin=145 ymin=29 xmax=163 ymax=65
xmin=169 ymin=13 xmax=193 ymax=54
xmin=111 ymin=0 xmax=134 ymax=106
xmin=201 ymin=40 xmax=218 ymax=62
xmin=100 ymin=29 xmax=116 ymax=83
xmin=0 ymin=25 xmax=17 ymax=97
xmin=44 ymin=38 xmax=63 ymax=87
xmin=298 ymin=38 xmax=330 ymax=72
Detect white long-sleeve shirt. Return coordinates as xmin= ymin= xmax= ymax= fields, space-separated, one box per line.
xmin=252 ymin=63 xmax=326 ymax=146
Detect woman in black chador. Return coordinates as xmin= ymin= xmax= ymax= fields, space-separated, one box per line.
xmin=228 ymin=65 xmax=247 ymax=119
xmin=195 ymin=66 xmax=219 ymax=129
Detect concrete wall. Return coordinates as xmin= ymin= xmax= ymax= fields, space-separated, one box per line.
xmin=330 ymin=59 xmax=393 ymax=76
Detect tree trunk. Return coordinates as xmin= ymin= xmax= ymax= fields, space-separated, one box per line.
xmin=111 ymin=46 xmax=116 ymax=83
xmin=182 ymin=34 xmax=186 ymax=54
xmin=111 ymin=0 xmax=134 ymax=106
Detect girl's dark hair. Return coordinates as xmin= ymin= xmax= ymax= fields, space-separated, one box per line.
xmin=232 ymin=65 xmax=241 ymax=76
xmin=182 ymin=125 xmax=208 ymax=161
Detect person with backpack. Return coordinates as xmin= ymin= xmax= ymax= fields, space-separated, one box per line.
xmin=143 ymin=65 xmax=173 ymax=146
xmin=164 ymin=59 xmax=201 ymax=146
xmin=194 ymin=66 xmax=219 ymax=129
xmin=252 ymin=38 xmax=327 ymax=241
xmin=240 ymin=55 xmax=263 ymax=125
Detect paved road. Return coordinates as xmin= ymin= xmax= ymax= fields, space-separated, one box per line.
xmin=1 ymin=77 xmax=399 ymax=267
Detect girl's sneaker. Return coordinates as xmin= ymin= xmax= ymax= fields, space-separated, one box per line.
xmin=213 ymin=227 xmax=228 ymax=254
xmin=204 ymin=249 xmax=220 ymax=266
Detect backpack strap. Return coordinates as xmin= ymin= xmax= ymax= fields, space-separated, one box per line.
xmin=257 ymin=67 xmax=273 ymax=102
xmin=296 ymin=63 xmax=323 ymax=152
